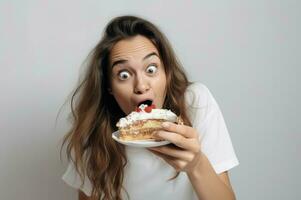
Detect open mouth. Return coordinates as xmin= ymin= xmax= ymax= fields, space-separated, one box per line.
xmin=138 ymin=99 xmax=153 ymax=107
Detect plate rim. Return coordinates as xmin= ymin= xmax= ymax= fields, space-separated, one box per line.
xmin=112 ymin=130 xmax=170 ymax=147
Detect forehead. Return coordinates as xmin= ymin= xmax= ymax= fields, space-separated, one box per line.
xmin=109 ymin=35 xmax=159 ymax=62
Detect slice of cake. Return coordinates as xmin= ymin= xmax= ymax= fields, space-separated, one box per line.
xmin=116 ymin=104 xmax=182 ymax=141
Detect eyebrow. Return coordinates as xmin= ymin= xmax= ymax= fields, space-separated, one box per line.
xmin=111 ymin=52 xmax=159 ymax=68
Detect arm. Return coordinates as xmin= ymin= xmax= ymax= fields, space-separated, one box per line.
xmin=78 ymin=190 xmax=94 ymax=200
xmin=148 ymin=122 xmax=236 ymax=200
xmin=187 ymin=153 xmax=236 ymax=200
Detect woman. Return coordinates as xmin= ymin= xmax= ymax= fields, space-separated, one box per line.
xmin=61 ymin=15 xmax=239 ymax=200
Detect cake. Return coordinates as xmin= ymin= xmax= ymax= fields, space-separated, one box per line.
xmin=116 ymin=104 xmax=182 ymax=141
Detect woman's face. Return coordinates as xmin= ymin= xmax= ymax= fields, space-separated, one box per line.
xmin=109 ymin=35 xmax=167 ymax=115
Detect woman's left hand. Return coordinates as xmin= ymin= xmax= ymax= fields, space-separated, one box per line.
xmin=148 ymin=122 xmax=204 ymax=174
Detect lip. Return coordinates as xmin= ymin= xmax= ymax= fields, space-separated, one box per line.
xmin=133 ymin=97 xmax=154 ymax=107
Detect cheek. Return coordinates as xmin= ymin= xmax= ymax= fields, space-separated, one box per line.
xmin=111 ymin=81 xmax=132 ymax=113
xmin=153 ymin=71 xmax=167 ymax=102
xmin=157 ymin=70 xmax=167 ymax=92
xmin=156 ymin=78 xmax=166 ymax=94
xmin=111 ymin=77 xmax=129 ymax=96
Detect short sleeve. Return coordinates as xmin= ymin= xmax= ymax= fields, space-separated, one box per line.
xmin=185 ymin=83 xmax=239 ymax=174
xmin=62 ymin=160 xmax=93 ymax=197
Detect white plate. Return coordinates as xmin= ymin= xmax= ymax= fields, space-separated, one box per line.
xmin=112 ymin=130 xmax=170 ymax=148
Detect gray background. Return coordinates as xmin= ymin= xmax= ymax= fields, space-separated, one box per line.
xmin=0 ymin=0 xmax=300 ymax=199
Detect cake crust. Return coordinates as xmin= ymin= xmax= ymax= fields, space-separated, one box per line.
xmin=119 ymin=119 xmax=164 ymax=141
xmin=116 ymin=104 xmax=181 ymax=141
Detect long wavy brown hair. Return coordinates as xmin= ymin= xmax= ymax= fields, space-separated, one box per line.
xmin=61 ymin=15 xmax=192 ymax=200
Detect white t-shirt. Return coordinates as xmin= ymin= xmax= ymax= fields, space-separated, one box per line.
xmin=62 ymin=82 xmax=239 ymax=199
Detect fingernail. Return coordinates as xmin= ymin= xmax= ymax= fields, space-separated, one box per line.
xmin=154 ymin=131 xmax=161 ymax=139
xmin=162 ymin=122 xmax=169 ymax=128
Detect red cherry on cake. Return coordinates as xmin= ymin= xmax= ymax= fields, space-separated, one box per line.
xmin=150 ymin=104 xmax=156 ymax=109
xmin=145 ymin=106 xmax=152 ymax=113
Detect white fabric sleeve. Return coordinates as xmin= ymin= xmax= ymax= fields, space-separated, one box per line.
xmin=187 ymin=83 xmax=239 ymax=174
xmin=62 ymin=161 xmax=93 ymax=197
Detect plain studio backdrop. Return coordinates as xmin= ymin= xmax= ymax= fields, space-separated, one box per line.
xmin=0 ymin=1 xmax=300 ymax=199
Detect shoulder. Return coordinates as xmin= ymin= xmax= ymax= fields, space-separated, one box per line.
xmin=185 ymin=82 xmax=216 ymax=109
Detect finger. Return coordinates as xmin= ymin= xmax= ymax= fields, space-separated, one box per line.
xmin=156 ymin=130 xmax=200 ymax=151
xmin=148 ymin=145 xmax=194 ymax=162
xmin=161 ymin=122 xmax=197 ymax=138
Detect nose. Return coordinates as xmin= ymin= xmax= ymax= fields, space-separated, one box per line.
xmin=134 ymin=74 xmax=150 ymax=94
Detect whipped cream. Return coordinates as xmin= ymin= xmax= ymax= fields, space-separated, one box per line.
xmin=116 ymin=105 xmax=177 ymax=128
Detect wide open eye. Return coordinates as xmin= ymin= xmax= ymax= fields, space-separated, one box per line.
xmin=146 ymin=64 xmax=158 ymax=74
xmin=118 ymin=71 xmax=130 ymax=80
